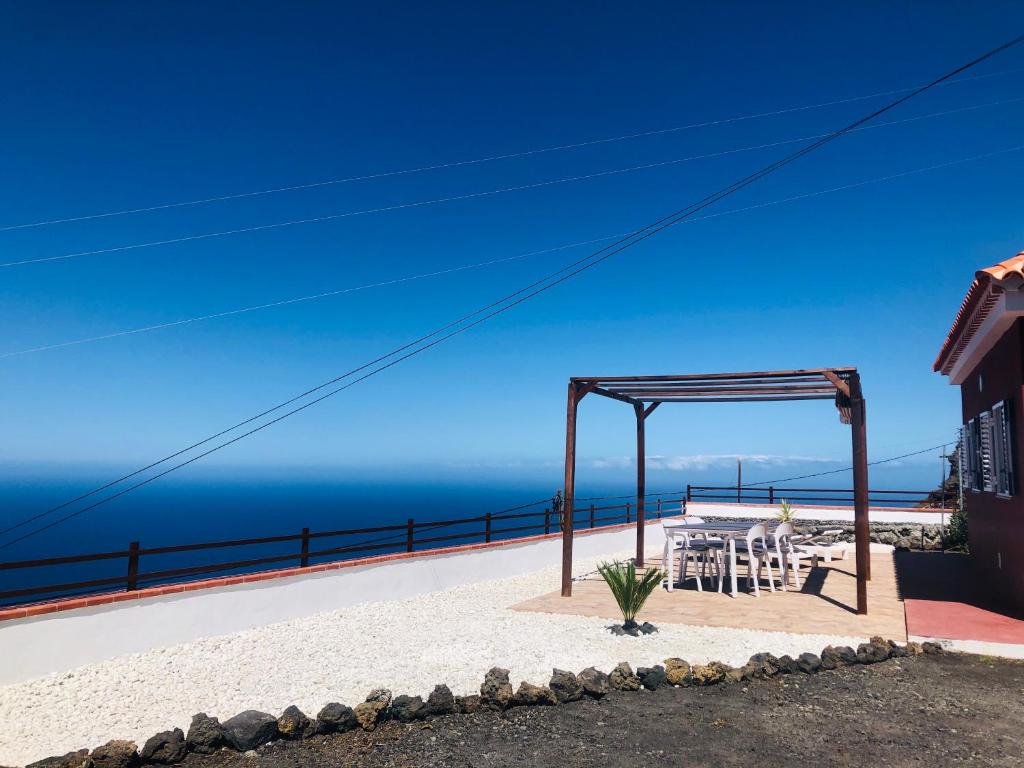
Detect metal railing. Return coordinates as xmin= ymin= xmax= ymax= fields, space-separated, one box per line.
xmin=685 ymin=485 xmax=937 ymax=508
xmin=0 ymin=485 xmax=942 ymax=609
xmin=0 ymin=497 xmax=684 ymax=608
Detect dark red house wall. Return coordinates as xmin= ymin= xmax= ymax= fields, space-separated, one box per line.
xmin=961 ymin=318 xmax=1024 ymax=612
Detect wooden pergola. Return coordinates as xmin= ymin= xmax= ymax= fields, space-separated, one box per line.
xmin=560 ymin=368 xmax=872 ymax=614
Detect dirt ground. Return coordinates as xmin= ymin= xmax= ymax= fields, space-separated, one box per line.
xmin=184 ymin=654 xmax=1024 ymax=768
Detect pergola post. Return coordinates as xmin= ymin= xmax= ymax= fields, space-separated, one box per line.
xmin=561 ymin=381 xmax=581 ymax=596
xmin=634 ymin=402 xmax=646 ymax=566
xmin=850 ymin=375 xmax=870 ymax=614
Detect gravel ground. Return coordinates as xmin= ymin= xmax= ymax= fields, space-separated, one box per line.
xmin=0 ymin=551 xmax=866 ymax=766
xmin=183 ymin=653 xmax=1024 ymax=768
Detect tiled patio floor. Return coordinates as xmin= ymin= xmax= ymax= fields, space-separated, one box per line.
xmin=896 ymin=551 xmax=1024 ymax=648
xmin=513 ymin=551 xmax=907 ymax=640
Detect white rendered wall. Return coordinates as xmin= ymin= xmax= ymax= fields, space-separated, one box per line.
xmin=688 ymin=501 xmax=950 ymax=525
xmin=0 ymin=521 xmax=667 ymax=686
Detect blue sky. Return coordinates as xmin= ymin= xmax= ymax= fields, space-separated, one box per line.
xmin=2 ymin=1 xmax=1023 ymax=493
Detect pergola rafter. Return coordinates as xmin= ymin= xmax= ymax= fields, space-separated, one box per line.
xmin=560 ymin=367 xmax=871 ymax=614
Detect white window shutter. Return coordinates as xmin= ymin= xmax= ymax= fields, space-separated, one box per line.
xmin=980 ymin=411 xmax=995 ymax=492
xmin=992 ymin=403 xmax=1007 ymax=495
xmin=994 ymin=400 xmax=1015 ymax=497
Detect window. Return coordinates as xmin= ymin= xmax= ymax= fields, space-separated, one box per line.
xmin=991 ymin=400 xmax=1016 ymax=497
xmin=962 ymin=400 xmax=1016 ymax=497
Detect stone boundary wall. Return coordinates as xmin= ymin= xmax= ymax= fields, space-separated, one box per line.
xmin=697 ymin=515 xmax=947 ymax=551
xmin=22 ymin=638 xmax=944 ymax=768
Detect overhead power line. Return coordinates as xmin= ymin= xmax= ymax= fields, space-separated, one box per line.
xmin=1 ymin=66 xmax=1020 ymax=233
xmin=2 ymin=34 xmax=1021 ymax=550
xmin=0 ymin=236 xmax=619 ymax=358
xmin=742 ymin=443 xmax=950 ymax=486
xmin=3 ymin=95 xmax=1021 ymax=270
xmin=3 ymin=142 xmax=1021 ymax=360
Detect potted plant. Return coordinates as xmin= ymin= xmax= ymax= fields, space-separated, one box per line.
xmin=597 ymin=560 xmax=664 ymax=635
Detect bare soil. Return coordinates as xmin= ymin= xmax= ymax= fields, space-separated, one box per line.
xmin=184 ymin=654 xmax=1024 ymax=768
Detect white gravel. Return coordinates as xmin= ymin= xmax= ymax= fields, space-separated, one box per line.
xmin=0 ymin=550 xmax=865 ymax=766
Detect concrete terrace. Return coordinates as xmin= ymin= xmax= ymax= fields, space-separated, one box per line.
xmin=515 ymin=549 xmax=907 ymax=640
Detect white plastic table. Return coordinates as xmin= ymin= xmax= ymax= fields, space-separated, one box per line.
xmin=661 ymin=519 xmax=776 ymax=596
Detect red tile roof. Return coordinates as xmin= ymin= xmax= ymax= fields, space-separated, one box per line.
xmin=934 ymin=252 xmax=1024 ymax=375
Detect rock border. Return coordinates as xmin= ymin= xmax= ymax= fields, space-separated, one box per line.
xmin=24 ymin=637 xmax=943 ymax=768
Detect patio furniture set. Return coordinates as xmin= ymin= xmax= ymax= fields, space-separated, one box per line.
xmin=661 ymin=516 xmax=846 ymax=596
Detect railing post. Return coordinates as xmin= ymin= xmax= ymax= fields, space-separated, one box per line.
xmin=768 ymin=486 xmax=775 ymax=505
xmin=406 ymin=518 xmax=414 ymax=553
xmin=686 ymin=484 xmax=692 ymax=502
xmin=626 ymin=502 xmax=631 ymax=524
xmin=544 ymin=508 xmax=551 ymax=535
xmin=485 ymin=512 xmax=492 ymax=543
xmin=656 ymin=498 xmax=662 ymax=519
xmin=589 ymin=504 xmax=595 ymax=528
xmin=300 ymin=527 xmax=310 ymax=568
xmin=126 ymin=541 xmax=140 ymax=592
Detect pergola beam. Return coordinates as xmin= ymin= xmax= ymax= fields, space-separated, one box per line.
xmin=822 ymin=370 xmax=852 ymax=397
xmin=588 ymin=385 xmax=643 ymax=406
xmin=604 ymin=387 xmax=838 ymax=398
xmin=601 ymin=375 xmax=831 ymax=388
xmin=570 ymin=367 xmax=855 ymax=383
xmin=637 ymin=394 xmax=836 ymax=403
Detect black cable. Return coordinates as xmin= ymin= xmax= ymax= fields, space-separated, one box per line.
xmin=3 ymin=35 xmax=1020 ymax=550
xmin=574 ymin=488 xmax=685 ymax=502
xmin=740 ymin=443 xmax=949 ymax=486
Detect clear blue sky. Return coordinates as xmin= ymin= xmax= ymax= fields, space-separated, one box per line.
xmin=2 ymin=2 xmax=1023 ymax=491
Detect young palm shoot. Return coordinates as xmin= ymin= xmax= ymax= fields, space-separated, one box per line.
xmin=597 ymin=560 xmax=664 ymax=630
xmin=776 ymin=499 xmax=795 ymax=522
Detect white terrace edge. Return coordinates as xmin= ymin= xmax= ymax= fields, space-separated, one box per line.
xmin=0 ymin=518 xmax=669 ymax=687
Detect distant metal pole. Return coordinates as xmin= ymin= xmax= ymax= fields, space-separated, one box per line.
xmin=940 ymin=444 xmax=949 ymax=511
xmin=737 ymin=459 xmax=742 ymax=502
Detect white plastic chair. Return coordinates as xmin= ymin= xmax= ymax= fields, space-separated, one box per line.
xmin=722 ymin=522 xmax=779 ymax=596
xmin=662 ymin=517 xmax=721 ymax=591
xmin=768 ymin=521 xmax=806 ymax=589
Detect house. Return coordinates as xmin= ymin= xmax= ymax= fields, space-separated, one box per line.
xmin=935 ymin=252 xmax=1024 ymax=612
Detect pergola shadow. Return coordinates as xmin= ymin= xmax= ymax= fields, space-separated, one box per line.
xmin=560 ymin=368 xmax=873 ymax=614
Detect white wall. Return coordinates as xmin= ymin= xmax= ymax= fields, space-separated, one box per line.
xmin=0 ymin=521 xmax=666 ymax=687
xmin=688 ymin=501 xmax=950 ymax=525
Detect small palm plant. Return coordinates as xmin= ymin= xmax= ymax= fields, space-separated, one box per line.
xmin=597 ymin=560 xmax=664 ymax=630
xmin=776 ymin=499 xmax=795 ymax=522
